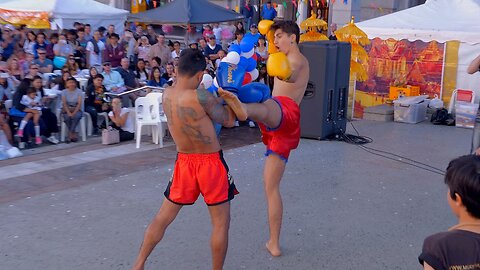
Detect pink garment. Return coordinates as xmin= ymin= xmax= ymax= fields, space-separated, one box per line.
xmin=203 ymin=30 xmax=214 ymax=39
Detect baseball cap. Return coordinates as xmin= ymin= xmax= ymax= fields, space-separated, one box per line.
xmin=4 ymin=24 xmax=15 ymax=31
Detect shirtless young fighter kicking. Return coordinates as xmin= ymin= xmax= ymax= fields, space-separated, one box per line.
xmin=133 ymin=49 xmax=238 ymax=270
xmin=219 ymin=21 xmax=309 ymax=256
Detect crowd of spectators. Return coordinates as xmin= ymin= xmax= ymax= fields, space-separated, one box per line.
xmin=0 ymin=1 xmax=278 ymax=154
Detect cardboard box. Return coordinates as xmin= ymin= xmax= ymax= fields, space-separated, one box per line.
xmin=389 ymin=86 xmax=420 ymax=100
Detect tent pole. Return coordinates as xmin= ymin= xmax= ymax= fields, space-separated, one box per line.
xmin=327 ymin=0 xmax=333 ymax=36
xmin=184 ymin=23 xmax=190 ymax=48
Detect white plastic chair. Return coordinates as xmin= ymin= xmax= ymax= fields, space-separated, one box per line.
xmin=60 ymin=113 xmax=87 ymax=142
xmin=135 ymin=96 xmax=163 ymax=148
xmin=146 ymin=92 xmax=168 ymax=141
xmin=86 ymin=112 xmax=109 ymax=136
xmin=4 ymin=100 xmax=12 ymax=110
xmin=146 ymin=92 xmax=168 ymax=121
xmin=60 ymin=92 xmax=87 ymax=142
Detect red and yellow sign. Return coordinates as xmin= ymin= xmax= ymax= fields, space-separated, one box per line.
xmin=353 ymin=38 xmax=445 ymax=118
xmin=0 ymin=8 xmax=50 ymax=28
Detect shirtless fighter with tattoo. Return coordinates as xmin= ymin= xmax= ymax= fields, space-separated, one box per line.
xmin=133 ymin=49 xmax=238 ymax=270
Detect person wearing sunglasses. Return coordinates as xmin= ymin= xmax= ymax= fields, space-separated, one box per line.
xmin=66 ymin=55 xmax=80 ymax=76
xmin=24 ymin=64 xmax=40 ymax=80
xmin=33 ymin=48 xmax=53 ymax=74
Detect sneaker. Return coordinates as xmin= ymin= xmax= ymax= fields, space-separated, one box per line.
xmin=234 ymin=121 xmax=240 ymax=127
xmin=35 ymin=136 xmax=42 ymax=145
xmin=47 ymin=136 xmax=59 ymax=144
xmin=16 ymin=129 xmax=23 ymax=137
xmin=6 ymin=147 xmax=23 ymax=158
xmin=92 ymin=128 xmax=100 ymax=137
xmin=248 ymin=121 xmax=256 ymax=128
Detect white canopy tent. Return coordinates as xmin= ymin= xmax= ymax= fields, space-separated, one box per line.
xmin=0 ymin=0 xmax=128 ymax=32
xmin=357 ymin=0 xmax=480 ymax=98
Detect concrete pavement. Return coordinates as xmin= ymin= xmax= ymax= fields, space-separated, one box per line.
xmin=0 ymin=120 xmax=472 ymax=270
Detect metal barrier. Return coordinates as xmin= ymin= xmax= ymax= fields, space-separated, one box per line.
xmin=104 ymin=86 xmax=165 ymax=97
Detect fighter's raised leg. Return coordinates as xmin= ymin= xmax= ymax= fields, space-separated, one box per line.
xmin=218 ymin=89 xmax=282 ymax=129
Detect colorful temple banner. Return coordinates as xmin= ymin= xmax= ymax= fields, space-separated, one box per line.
xmin=353 ymin=38 xmax=445 ymax=118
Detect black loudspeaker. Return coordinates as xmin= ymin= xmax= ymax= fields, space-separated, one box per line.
xmin=299 ymin=41 xmax=351 ymax=140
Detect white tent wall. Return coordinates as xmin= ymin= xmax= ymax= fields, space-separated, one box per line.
xmin=52 ymin=0 xmax=127 ymax=32
xmin=457 ymin=44 xmax=480 ymax=102
xmin=357 ymin=0 xmax=480 ymax=45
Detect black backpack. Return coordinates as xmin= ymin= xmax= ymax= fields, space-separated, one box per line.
xmin=431 ymin=108 xmax=455 ymax=126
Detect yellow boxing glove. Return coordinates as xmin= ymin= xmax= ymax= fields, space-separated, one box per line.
xmin=258 ymin=20 xmax=274 ymax=35
xmin=267 ymin=52 xmax=292 ymax=81
xmin=268 ymin=41 xmax=278 ymax=54
xmin=266 ymin=29 xmax=278 ymax=54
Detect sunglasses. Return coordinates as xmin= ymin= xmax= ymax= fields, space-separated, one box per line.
xmin=103 ymin=63 xmax=111 ymax=66
xmin=38 ymin=52 xmax=46 ymax=55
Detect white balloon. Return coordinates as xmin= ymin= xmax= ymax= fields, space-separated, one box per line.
xmin=224 ymin=51 xmax=240 ymax=65
xmin=241 ymin=48 xmax=255 ymax=59
xmin=201 ymin=74 xmax=213 ymax=89
xmin=248 ymin=69 xmax=259 ymax=81
xmin=213 ymin=77 xmax=219 ymax=88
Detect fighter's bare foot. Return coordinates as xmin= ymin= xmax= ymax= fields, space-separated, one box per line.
xmin=265 ymin=241 xmax=282 ymax=257
xmin=218 ymin=88 xmax=248 ymax=121
xmin=132 ymin=261 xmax=144 ymax=270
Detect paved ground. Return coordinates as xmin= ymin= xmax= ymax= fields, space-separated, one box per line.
xmin=0 ymin=126 xmax=261 ymax=203
xmin=0 ymin=120 xmax=472 ymax=270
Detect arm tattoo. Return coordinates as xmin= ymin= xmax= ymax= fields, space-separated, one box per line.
xmin=177 ymin=105 xmax=212 ymax=144
xmin=197 ymin=88 xmax=233 ymax=126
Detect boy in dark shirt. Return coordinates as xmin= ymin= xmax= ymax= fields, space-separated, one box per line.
xmin=419 ymin=155 xmax=480 ymax=270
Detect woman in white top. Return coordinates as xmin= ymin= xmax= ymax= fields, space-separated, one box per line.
xmin=136 ymin=36 xmax=151 ymax=62
xmin=108 ymin=97 xmax=134 ymax=141
xmin=86 ymin=31 xmax=106 ymax=68
xmin=23 ymin=31 xmax=37 ymax=55
xmin=54 ymin=34 xmax=75 ymax=58
xmin=255 ymin=36 xmax=269 ymax=63
xmin=135 ymin=59 xmax=149 ymax=83
xmin=171 ymin=41 xmax=182 ymax=59
xmin=230 ymin=30 xmax=244 ymax=46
